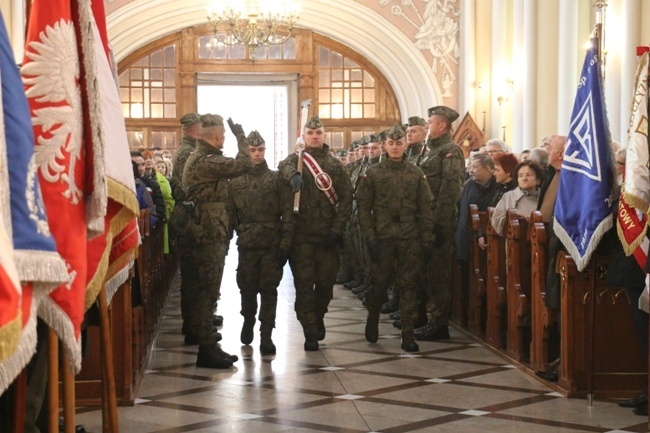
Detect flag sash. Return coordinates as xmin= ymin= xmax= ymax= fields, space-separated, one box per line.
xmin=302 ymin=152 xmax=339 ymax=208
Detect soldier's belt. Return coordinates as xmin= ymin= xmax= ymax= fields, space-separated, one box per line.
xmin=376 ymin=214 xmax=416 ymax=223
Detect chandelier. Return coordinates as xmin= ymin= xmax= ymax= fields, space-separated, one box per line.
xmin=207 ymin=0 xmax=300 ymax=59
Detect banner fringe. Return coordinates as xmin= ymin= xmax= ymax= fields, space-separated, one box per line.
xmin=38 ymin=296 xmax=82 ymax=373
xmin=14 ymin=250 xmax=69 ymax=288
xmin=105 ymin=262 xmax=132 ymax=305
xmin=0 ymin=299 xmax=37 ymax=394
xmin=554 ymin=215 xmax=613 ymax=273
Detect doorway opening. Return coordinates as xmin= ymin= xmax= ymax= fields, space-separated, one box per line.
xmin=197 ymin=73 xmax=298 ymax=169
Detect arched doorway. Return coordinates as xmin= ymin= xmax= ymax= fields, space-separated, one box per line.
xmin=118 ymin=26 xmax=402 ymax=156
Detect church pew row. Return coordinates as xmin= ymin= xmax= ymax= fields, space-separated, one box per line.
xmin=75 ymin=210 xmax=178 ymax=405
xmin=457 ymin=207 xmax=647 ymax=397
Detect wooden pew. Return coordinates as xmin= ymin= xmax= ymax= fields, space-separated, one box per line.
xmin=485 ymin=207 xmax=507 ymax=349
xmin=558 ymin=251 xmax=647 ymax=397
xmin=529 ymin=211 xmax=555 ymax=372
xmin=504 ymin=210 xmax=531 ymax=362
xmin=468 ymin=205 xmax=488 ymax=336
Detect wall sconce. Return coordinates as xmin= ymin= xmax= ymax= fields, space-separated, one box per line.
xmin=497 ymin=79 xmax=514 ymax=106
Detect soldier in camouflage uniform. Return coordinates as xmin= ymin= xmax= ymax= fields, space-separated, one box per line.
xmin=279 ymin=116 xmax=353 ymax=351
xmin=406 ymin=116 xmax=427 ymax=165
xmin=356 ymin=124 xmax=434 ymax=352
xmin=227 ymin=131 xmax=293 ymax=355
xmin=415 ymin=106 xmax=465 ymax=341
xmin=182 ymin=114 xmax=252 ymax=368
xmin=169 ymin=113 xmax=212 ymax=340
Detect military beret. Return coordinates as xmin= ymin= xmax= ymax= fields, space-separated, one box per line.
xmin=407 ymin=116 xmax=427 ymax=127
xmin=369 ymin=133 xmax=381 ymax=143
xmin=180 ymin=112 xmax=201 ymax=126
xmin=427 ymin=106 xmax=459 ymax=122
xmin=304 ymin=115 xmax=324 ymax=129
xmin=378 ymin=130 xmax=388 ymax=142
xmin=402 ymin=123 xmax=409 ymax=131
xmin=246 ymin=130 xmax=265 ymax=147
xmin=200 ymin=113 xmax=224 ymax=127
xmin=386 ymin=124 xmax=407 ymax=140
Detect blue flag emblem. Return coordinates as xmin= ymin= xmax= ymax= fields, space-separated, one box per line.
xmin=553 ymin=43 xmax=613 ymax=272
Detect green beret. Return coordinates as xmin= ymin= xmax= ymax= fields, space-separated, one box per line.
xmin=200 ymin=113 xmax=224 ymax=127
xmin=246 ymin=130 xmax=265 ymax=147
xmin=407 ymin=116 xmax=426 ymax=127
xmin=386 ymin=124 xmax=407 ymax=140
xmin=180 ymin=112 xmax=201 ymax=126
xmin=427 ymin=106 xmax=459 ymax=122
xmin=304 ymin=115 xmax=324 ymax=129
xmin=369 ymin=133 xmax=381 ymax=143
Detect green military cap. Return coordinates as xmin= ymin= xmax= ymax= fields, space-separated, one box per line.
xmin=369 ymin=133 xmax=381 ymax=143
xmin=427 ymin=105 xmax=459 ymax=122
xmin=180 ymin=112 xmax=201 ymax=126
xmin=200 ymin=113 xmax=224 ymax=127
xmin=337 ymin=150 xmax=348 ymax=157
xmin=407 ymin=116 xmax=427 ymax=127
xmin=386 ymin=124 xmax=407 ymax=140
xmin=379 ymin=130 xmax=389 ymax=141
xmin=359 ymin=136 xmax=370 ymax=145
xmin=402 ymin=123 xmax=408 ymax=130
xmin=245 ymin=130 xmax=265 ymax=147
xmin=304 ymin=115 xmax=324 ymax=129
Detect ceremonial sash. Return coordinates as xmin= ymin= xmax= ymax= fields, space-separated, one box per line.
xmin=617 ymin=189 xmax=648 ymax=270
xmin=302 ymin=152 xmax=338 ymax=208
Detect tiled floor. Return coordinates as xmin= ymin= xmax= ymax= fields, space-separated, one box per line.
xmin=77 ymin=249 xmax=649 ymax=432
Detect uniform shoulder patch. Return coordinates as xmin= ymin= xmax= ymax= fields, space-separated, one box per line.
xmin=423 ymin=175 xmax=427 ymax=180
xmin=445 ymin=152 xmax=454 ymax=158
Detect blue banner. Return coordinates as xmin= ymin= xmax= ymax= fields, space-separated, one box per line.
xmin=553 ymin=43 xmax=613 ymax=272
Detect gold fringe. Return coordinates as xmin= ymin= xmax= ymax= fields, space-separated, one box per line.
xmin=14 ymin=250 xmax=69 ymax=287
xmin=107 ymin=178 xmax=139 ymax=217
xmin=617 ymin=216 xmax=648 ymax=257
xmin=0 ymin=301 xmax=36 ymax=395
xmin=0 ymin=315 xmax=21 ymax=362
xmin=38 ymin=296 xmax=82 ymax=373
xmin=623 ymin=191 xmax=650 ymax=216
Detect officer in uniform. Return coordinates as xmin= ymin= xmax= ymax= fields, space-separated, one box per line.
xmin=170 ymin=113 xmax=220 ymax=339
xmin=416 ymin=106 xmax=465 ymax=341
xmin=356 ymin=124 xmax=433 ymax=352
xmin=406 ymin=116 xmax=427 ymax=165
xmin=278 ymin=116 xmax=353 ymax=351
xmin=182 ymin=114 xmax=252 ymax=368
xmin=227 ymin=131 xmax=293 ymax=355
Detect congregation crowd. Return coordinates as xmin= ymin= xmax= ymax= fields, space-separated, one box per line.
xmin=126 ymin=105 xmax=649 ymax=415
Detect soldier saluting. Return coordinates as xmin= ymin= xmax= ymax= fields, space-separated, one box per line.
xmin=278 ymin=116 xmax=353 ymax=351
xmin=182 ymin=114 xmax=252 ymax=368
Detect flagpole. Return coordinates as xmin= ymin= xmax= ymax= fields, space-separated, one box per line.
xmin=593 ymin=1 xmax=607 ymax=78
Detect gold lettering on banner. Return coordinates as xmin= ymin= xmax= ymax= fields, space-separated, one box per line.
xmin=618 ymin=206 xmax=636 ymax=230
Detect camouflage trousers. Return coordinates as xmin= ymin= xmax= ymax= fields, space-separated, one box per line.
xmin=178 ymin=239 xmax=195 ymax=335
xmin=236 ymin=248 xmax=283 ymax=330
xmin=185 ymin=240 xmax=228 ymax=345
xmin=366 ymin=238 xmax=421 ymax=333
xmin=288 ymin=238 xmax=339 ymax=335
xmin=423 ymin=235 xmax=454 ymax=326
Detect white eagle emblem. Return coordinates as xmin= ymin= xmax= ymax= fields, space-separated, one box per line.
xmin=21 ymin=19 xmax=83 ymax=204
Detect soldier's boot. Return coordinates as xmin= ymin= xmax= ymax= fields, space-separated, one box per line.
xmin=336 ymin=267 xmax=354 ymax=285
xmin=392 ymin=319 xmax=402 ymax=330
xmin=401 ymin=332 xmax=419 ymax=352
xmin=365 ymin=315 xmax=379 ymax=343
xmin=213 ymin=315 xmax=224 ymax=327
xmin=316 ymin=318 xmax=326 ymax=341
xmin=343 ymin=278 xmax=362 ymax=290
xmin=380 ymin=298 xmax=399 ymax=314
xmin=304 ymin=333 xmax=319 ymax=351
xmin=259 ymin=328 xmax=276 ymax=355
xmin=240 ymin=319 xmax=255 ymax=345
xmin=196 ymin=344 xmax=234 ymax=369
xmin=389 ymin=311 xmax=401 ymax=321
xmin=414 ymin=322 xmax=450 ymax=341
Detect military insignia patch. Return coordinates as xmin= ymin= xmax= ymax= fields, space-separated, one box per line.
xmin=445 ymin=153 xmax=453 ymax=158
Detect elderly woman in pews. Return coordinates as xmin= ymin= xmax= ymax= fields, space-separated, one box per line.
xmin=490 ymin=160 xmax=544 ymax=236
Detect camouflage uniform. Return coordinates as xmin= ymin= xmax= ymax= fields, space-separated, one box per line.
xmin=418 ymin=124 xmax=465 ymax=329
xmin=182 ymin=125 xmax=252 ymax=346
xmin=227 ymin=153 xmax=293 ymax=341
xmin=357 ymin=136 xmax=433 ymax=335
xmin=279 ymin=140 xmax=352 ymax=342
xmin=406 ymin=142 xmax=425 ymax=165
xmin=170 ymin=115 xmax=199 ymax=336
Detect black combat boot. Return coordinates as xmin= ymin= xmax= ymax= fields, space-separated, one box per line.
xmin=401 ymin=332 xmax=419 ymax=352
xmin=240 ymin=319 xmax=255 ymax=345
xmin=414 ymin=323 xmax=450 ymax=341
xmin=392 ymin=319 xmax=402 ymax=329
xmin=343 ymin=278 xmax=362 ymax=290
xmin=389 ymin=311 xmax=401 ymax=321
xmin=336 ymin=268 xmax=354 ymax=285
xmin=380 ymin=298 xmax=399 ymax=314
xmin=213 ymin=315 xmax=224 ymax=326
xmin=352 ymin=283 xmax=369 ymax=295
xmin=316 ymin=318 xmax=326 ymax=341
xmin=196 ymin=344 xmax=234 ymax=369
xmin=304 ymin=333 xmax=319 ymax=351
xmin=365 ymin=316 xmax=379 ymax=343
xmin=260 ymin=328 xmax=276 ymax=355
